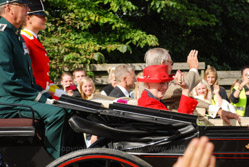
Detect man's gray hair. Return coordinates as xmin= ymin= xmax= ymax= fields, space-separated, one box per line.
xmin=115 ymin=64 xmax=134 ymax=82
xmin=144 ymin=48 xmax=171 ymax=66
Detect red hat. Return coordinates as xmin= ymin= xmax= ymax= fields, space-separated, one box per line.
xmin=137 ymin=65 xmax=174 ymax=83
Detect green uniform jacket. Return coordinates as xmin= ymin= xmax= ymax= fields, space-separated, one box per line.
xmin=0 ymin=17 xmax=85 ymax=159
xmin=0 ymin=17 xmax=48 ymax=103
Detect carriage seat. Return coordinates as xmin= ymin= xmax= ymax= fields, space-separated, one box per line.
xmin=69 ymin=114 xmax=161 ymax=142
xmin=0 ymin=118 xmax=45 ymax=140
xmin=0 ymin=103 xmax=44 ymax=139
xmin=0 ymin=118 xmax=35 ymax=137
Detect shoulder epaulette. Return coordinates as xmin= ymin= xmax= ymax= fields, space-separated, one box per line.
xmin=0 ymin=24 xmax=7 ymax=32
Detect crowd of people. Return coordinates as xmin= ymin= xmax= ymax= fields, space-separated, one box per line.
xmin=0 ymin=0 xmax=247 ymax=166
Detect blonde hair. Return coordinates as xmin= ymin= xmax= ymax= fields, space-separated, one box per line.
xmin=77 ymin=77 xmax=95 ymax=100
xmin=144 ymin=48 xmax=170 ymax=66
xmin=60 ymin=72 xmax=73 ymax=88
xmin=133 ymin=72 xmax=144 ymax=99
xmin=192 ymin=79 xmax=212 ymax=102
xmin=61 ymin=72 xmax=72 ymax=81
xmin=204 ymin=66 xmax=218 ymax=85
xmin=107 ymin=67 xmax=115 ymax=82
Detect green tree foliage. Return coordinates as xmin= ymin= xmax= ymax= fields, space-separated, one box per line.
xmin=127 ymin=0 xmax=249 ymax=70
xmin=41 ymin=0 xmax=249 ymax=81
xmin=42 ymin=0 xmax=158 ymax=80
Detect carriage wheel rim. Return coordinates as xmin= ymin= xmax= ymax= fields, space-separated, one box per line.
xmin=58 ymin=155 xmax=140 ymax=167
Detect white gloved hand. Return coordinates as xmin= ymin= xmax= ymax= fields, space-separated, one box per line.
xmin=54 ymin=89 xmax=67 ymax=98
xmin=45 ymin=98 xmax=55 ymax=104
xmin=45 ymin=82 xmax=67 ymax=98
xmin=46 ymin=83 xmax=60 ymax=93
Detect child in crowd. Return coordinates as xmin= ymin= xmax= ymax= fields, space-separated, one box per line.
xmin=77 ymin=77 xmax=96 ymax=100
xmin=73 ymin=68 xmax=86 ymax=86
xmin=60 ymin=72 xmax=80 ymax=97
xmin=77 ymin=77 xmax=96 ymax=146
xmin=204 ymin=66 xmax=229 ymax=103
xmin=192 ymin=80 xmax=212 ymax=104
xmin=101 ymin=67 xmax=116 ymax=96
xmin=193 ymin=80 xmax=236 ymax=114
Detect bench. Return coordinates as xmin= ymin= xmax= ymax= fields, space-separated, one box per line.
xmin=216 ymin=71 xmax=241 ymax=96
xmin=90 ymin=62 xmax=206 ymax=89
xmin=217 ymin=71 xmax=241 ymax=86
xmin=90 ymin=63 xmax=242 ymax=95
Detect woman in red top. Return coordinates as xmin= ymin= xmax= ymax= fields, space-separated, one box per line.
xmin=137 ymin=65 xmax=198 ymax=114
xmin=21 ymin=0 xmax=66 ymax=99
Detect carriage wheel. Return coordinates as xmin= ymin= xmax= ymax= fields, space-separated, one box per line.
xmin=46 ymin=148 xmax=152 ymax=167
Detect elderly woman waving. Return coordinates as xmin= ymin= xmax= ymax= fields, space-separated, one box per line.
xmin=137 ymin=65 xmax=198 ymax=114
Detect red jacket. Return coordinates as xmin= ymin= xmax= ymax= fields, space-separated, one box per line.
xmin=21 ymin=29 xmax=52 ymax=89
xmin=138 ymin=90 xmax=198 ymax=114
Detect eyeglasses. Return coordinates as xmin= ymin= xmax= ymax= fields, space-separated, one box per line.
xmin=11 ymin=3 xmax=29 ymax=8
xmin=167 ymin=60 xmax=174 ymax=66
xmin=160 ymin=82 xmax=171 ymax=87
xmin=166 ymin=82 xmax=171 ymax=87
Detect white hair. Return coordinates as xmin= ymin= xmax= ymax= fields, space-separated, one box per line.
xmin=144 ymin=48 xmax=171 ymax=66
xmin=115 ymin=64 xmax=134 ymax=82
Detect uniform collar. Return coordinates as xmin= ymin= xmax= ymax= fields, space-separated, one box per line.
xmin=22 ymin=28 xmax=38 ymax=39
xmin=0 ymin=17 xmax=20 ymax=34
xmin=144 ymin=89 xmax=167 ymax=106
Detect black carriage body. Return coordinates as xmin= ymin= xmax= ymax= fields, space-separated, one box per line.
xmin=1 ymin=95 xmax=249 ymax=167
xmin=55 ymin=95 xmax=249 ymax=167
xmin=132 ymin=126 xmax=249 ymax=167
xmin=0 ymin=104 xmax=54 ymax=167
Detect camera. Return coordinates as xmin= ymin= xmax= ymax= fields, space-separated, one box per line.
xmin=66 ymin=85 xmax=77 ymax=91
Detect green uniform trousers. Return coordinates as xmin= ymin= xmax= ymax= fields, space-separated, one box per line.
xmin=0 ymin=96 xmax=84 ymax=159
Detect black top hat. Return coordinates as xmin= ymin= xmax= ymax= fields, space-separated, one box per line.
xmin=27 ymin=0 xmax=47 ymax=16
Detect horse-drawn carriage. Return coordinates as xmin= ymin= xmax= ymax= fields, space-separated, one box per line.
xmin=0 ymin=95 xmax=249 ymax=167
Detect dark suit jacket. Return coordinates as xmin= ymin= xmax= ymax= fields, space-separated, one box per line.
xmin=102 ymin=84 xmax=114 ymax=96
xmin=109 ymin=86 xmax=126 ymax=98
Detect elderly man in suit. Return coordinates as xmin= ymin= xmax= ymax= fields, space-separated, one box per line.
xmin=142 ymin=48 xmax=239 ymax=125
xmin=0 ymin=0 xmax=83 ymax=159
xmin=109 ymin=64 xmax=136 ymax=98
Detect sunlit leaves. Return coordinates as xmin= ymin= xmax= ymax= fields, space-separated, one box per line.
xmin=43 ymin=0 xmax=158 ymax=81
